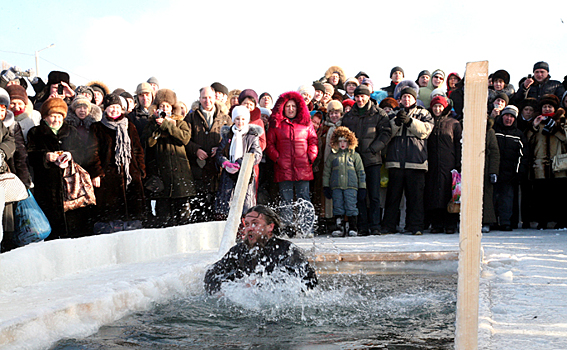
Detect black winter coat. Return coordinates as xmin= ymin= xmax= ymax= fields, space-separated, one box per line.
xmin=515 ymin=77 xmax=566 ymax=103
xmin=341 ymin=99 xmax=392 ymax=167
xmin=493 ymin=116 xmax=528 ymax=183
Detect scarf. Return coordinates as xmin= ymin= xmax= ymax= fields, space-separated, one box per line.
xmin=48 ymin=124 xmax=61 ymax=135
xmin=230 ymin=124 xmax=249 ymax=163
xmin=101 ymin=115 xmax=133 ymax=185
xmin=201 ymin=105 xmax=215 ymax=130
xmin=2 ymin=111 xmax=14 ymax=128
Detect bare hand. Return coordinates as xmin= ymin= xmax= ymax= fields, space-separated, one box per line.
xmin=61 ymin=82 xmax=75 ymax=98
xmin=211 ymin=147 xmax=218 ymax=157
xmin=196 ymin=149 xmax=208 ymax=160
xmin=155 ymin=117 xmax=164 ymax=125
xmin=524 ymin=77 xmax=534 ymax=89
xmin=46 ymin=152 xmax=59 ymax=162
xmin=92 ymin=177 xmax=101 ymax=187
xmin=490 ymin=109 xmax=500 ymax=119
xmin=533 ymin=115 xmax=545 ymax=127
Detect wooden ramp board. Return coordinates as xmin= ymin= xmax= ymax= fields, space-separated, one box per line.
xmin=311 ymin=251 xmax=459 ymax=263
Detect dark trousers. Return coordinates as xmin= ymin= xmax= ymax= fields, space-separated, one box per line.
xmin=428 ymin=208 xmax=459 ymax=230
xmin=155 ymin=197 xmax=191 ymax=227
xmin=382 ymin=168 xmax=426 ymax=233
xmin=357 ymin=164 xmax=381 ymax=230
xmin=494 ymin=181 xmax=515 ymax=226
xmin=519 ymin=173 xmax=534 ymax=226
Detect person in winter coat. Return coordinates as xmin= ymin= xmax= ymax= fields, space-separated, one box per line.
xmin=419 ymin=69 xmax=445 ymax=108
xmin=204 ymin=205 xmax=317 ymax=294
xmin=322 ymin=126 xmax=366 ymax=237
xmin=525 ymin=94 xmax=567 ymax=229
xmin=320 ymin=65 xmax=347 ymax=99
xmin=143 ymin=89 xmax=194 ymax=227
xmin=381 ymin=66 xmax=404 ymax=97
xmin=488 ymin=70 xmax=515 ymax=106
xmin=27 ymin=98 xmax=88 ymax=239
xmin=128 ymin=82 xmax=154 ymax=140
xmin=446 ymin=72 xmax=462 ymax=98
xmin=6 ymin=84 xmax=41 ymax=142
xmin=514 ymin=61 xmax=565 ymax=104
xmin=214 ymin=106 xmax=262 ymax=219
xmin=66 ymin=96 xmax=101 ymax=146
xmin=341 ymin=85 xmax=392 ymax=235
xmin=424 ymin=96 xmax=462 ymax=234
xmin=266 ymin=91 xmax=318 ymax=233
xmin=493 ymin=105 xmax=528 ymax=231
xmin=184 ymin=87 xmax=232 ymax=222
xmin=382 ymin=87 xmax=434 ymax=235
xmin=33 ymin=71 xmax=76 ymax=112
xmin=87 ymin=94 xmax=146 ymax=232
xmin=0 ymin=90 xmax=16 ymax=250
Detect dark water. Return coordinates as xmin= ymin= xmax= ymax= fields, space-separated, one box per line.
xmin=52 ymin=273 xmax=457 ymax=349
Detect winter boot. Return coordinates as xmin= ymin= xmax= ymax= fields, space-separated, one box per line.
xmin=331 ymin=216 xmax=345 ymax=237
xmin=347 ymin=216 xmax=358 ymax=236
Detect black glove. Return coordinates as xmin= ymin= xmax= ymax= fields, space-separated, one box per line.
xmin=324 ymin=187 xmax=332 ymax=199
xmin=395 ymin=109 xmax=410 ymax=126
xmin=542 ymin=117 xmax=556 ymax=135
xmin=490 ymin=174 xmax=498 ymax=184
xmin=357 ymin=188 xmax=367 ymax=201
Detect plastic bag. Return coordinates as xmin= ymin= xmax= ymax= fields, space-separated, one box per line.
xmin=447 ymin=169 xmax=461 ymax=214
xmin=13 ymin=190 xmax=51 ymax=247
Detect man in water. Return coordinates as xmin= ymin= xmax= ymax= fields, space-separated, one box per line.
xmin=204 ymin=205 xmax=318 ymax=294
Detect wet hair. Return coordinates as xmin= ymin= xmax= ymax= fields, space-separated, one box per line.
xmin=245 ymin=205 xmax=281 ymax=235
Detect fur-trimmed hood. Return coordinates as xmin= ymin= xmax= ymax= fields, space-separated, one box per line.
xmin=86 ymin=80 xmax=110 ymax=95
xmin=330 ymin=126 xmax=358 ymax=150
xmin=269 ymin=91 xmax=311 ymax=128
xmin=324 ymin=65 xmax=346 ymax=85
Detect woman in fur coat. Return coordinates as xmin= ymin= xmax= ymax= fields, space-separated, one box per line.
xmin=214 ymin=106 xmax=263 ymax=218
xmin=143 ymin=89 xmax=194 ymax=227
xmin=87 ymin=94 xmax=146 ymax=231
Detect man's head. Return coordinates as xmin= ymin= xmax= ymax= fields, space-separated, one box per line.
xmin=354 ymin=85 xmax=371 ymax=108
xmin=211 ymin=82 xmax=228 ymax=104
xmin=298 ymin=85 xmax=315 ymax=105
xmin=6 ymin=85 xmax=28 ymax=116
xmin=355 ymin=71 xmax=370 ymax=84
xmin=501 ymin=105 xmax=518 ymax=127
xmin=259 ymin=92 xmax=273 ymax=109
xmin=312 ymin=82 xmax=325 ymax=102
xmin=136 ymin=82 xmax=154 ymax=109
xmin=147 ymin=76 xmax=159 ymax=92
xmin=416 ymin=70 xmax=431 ymax=87
xmin=390 ymin=66 xmax=404 ymax=83
xmin=200 ymin=86 xmax=216 ymax=112
xmin=533 ymin=61 xmax=549 ymax=83
xmin=243 ymin=205 xmax=281 ymax=248
xmin=399 ymin=87 xmax=417 ymax=108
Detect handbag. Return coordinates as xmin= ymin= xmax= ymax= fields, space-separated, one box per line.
xmin=0 ymin=172 xmax=28 ymax=203
xmin=13 ymin=190 xmax=51 ymax=246
xmin=552 ymin=140 xmax=567 ymax=172
xmin=447 ymin=169 xmax=461 ymax=214
xmin=62 ymin=161 xmax=96 ymax=212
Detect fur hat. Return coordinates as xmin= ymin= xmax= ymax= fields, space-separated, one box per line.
xmin=330 ymin=126 xmax=358 ymax=150
xmin=70 ymin=95 xmax=92 ymax=113
xmin=430 ymin=96 xmax=449 ymax=109
xmin=533 ymin=61 xmax=549 ymax=72
xmin=342 ymin=99 xmax=355 ymax=109
xmin=87 ymin=80 xmax=110 ymax=96
xmin=0 ymin=87 xmax=10 ymax=107
xmin=313 ymin=82 xmax=326 ymax=93
xmin=393 ymin=80 xmax=420 ymax=100
xmin=231 ymin=105 xmax=250 ymax=123
xmin=324 ymin=65 xmax=346 ymax=85
xmin=154 ymin=88 xmax=177 ymax=107
xmin=136 ymin=82 xmax=153 ymax=95
xmin=518 ymin=97 xmax=538 ymax=112
xmin=47 ymin=71 xmax=70 ymax=86
xmin=538 ymin=94 xmax=560 ymax=112
xmin=354 ymin=85 xmax=371 ymax=97
xmin=211 ymin=82 xmax=228 ymax=96
xmin=344 ymin=77 xmax=360 ymax=87
xmin=492 ymin=69 xmax=510 ymax=85
xmin=390 ymin=66 xmax=404 ymax=78
xmin=501 ymin=105 xmax=519 ymax=118
xmin=379 ymin=97 xmax=399 ymax=110
xmin=6 ymin=84 xmax=28 ymax=104
xmin=298 ymin=84 xmax=315 ymax=97
xmin=41 ymin=97 xmax=68 ymax=118
xmin=238 ymin=89 xmax=259 ymax=105
xmin=327 ymin=100 xmax=344 ymax=113
xmin=103 ymin=93 xmax=122 ymax=110
xmin=323 ymin=83 xmax=334 ymax=95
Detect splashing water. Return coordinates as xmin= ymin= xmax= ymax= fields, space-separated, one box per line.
xmin=276 ymin=198 xmax=316 ymax=238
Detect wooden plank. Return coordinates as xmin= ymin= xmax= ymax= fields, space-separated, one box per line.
xmin=455 ymin=61 xmax=489 ymax=350
xmin=311 ymin=251 xmax=459 ymax=262
xmin=217 ymin=153 xmax=255 ymax=255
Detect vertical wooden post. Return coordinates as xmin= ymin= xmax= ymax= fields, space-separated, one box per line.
xmin=218 ymin=153 xmax=255 ymax=255
xmin=455 ymin=61 xmax=489 ymax=349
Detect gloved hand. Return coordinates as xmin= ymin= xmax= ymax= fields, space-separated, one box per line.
xmin=490 ymin=173 xmax=498 ymax=184
xmin=357 ymin=188 xmax=367 ymax=201
xmin=542 ymin=117 xmax=556 ymax=135
xmin=223 ymin=161 xmax=240 ymax=174
xmin=395 ymin=109 xmax=410 ymax=126
xmin=323 ymin=187 xmax=332 ymax=199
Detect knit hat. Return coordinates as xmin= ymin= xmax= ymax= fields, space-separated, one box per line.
xmin=298 ymin=84 xmax=315 ymax=97
xmin=0 ymin=87 xmax=10 ymax=107
xmin=538 ymin=94 xmax=560 ymax=111
xmin=6 ymin=85 xmax=28 ymax=104
xmin=379 ymin=97 xmax=399 ymax=110
xmin=342 ymin=99 xmax=355 ymax=109
xmin=313 ymin=82 xmax=326 ymax=93
xmin=417 ymin=70 xmax=431 ymax=79
xmin=323 ymin=83 xmax=334 ymax=95
xmin=344 ymin=77 xmax=360 ymax=87
xmin=355 ymin=71 xmax=370 ymax=79
xmin=492 ymin=69 xmax=510 ymax=85
xmin=501 ymin=105 xmax=519 ymax=118
xmin=70 ymin=95 xmax=92 ymax=113
xmin=238 ymin=89 xmax=259 ymax=105
xmin=390 ymin=66 xmax=404 ymax=78
xmin=493 ymin=91 xmax=509 ymax=105
xmin=46 ymin=71 xmax=70 ymax=86
xmin=41 ymin=97 xmax=68 ymax=118
xmin=75 ymin=85 xmax=95 ymax=101
xmin=326 ymin=100 xmax=344 ymax=113
xmin=154 ymin=89 xmax=177 ymax=107
xmin=231 ymin=105 xmax=250 ymax=123
xmin=400 ymin=87 xmax=417 ymax=99
xmin=431 ymin=69 xmax=445 ymax=80
xmin=136 ymin=82 xmax=153 ymax=95
xmin=533 ymin=61 xmax=549 ymax=72
xmin=354 ymin=85 xmax=371 ymax=97
xmin=211 ymin=82 xmax=228 ymax=96
xmin=259 ymin=92 xmax=272 ymax=101
xmin=147 ymin=76 xmax=159 ymax=86
xmin=430 ymin=95 xmax=449 ymax=109
xmin=103 ymin=93 xmax=122 ymax=110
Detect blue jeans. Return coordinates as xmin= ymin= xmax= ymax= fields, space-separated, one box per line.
xmin=358 ymin=165 xmax=381 ymax=230
xmin=279 ymin=181 xmax=310 ymax=225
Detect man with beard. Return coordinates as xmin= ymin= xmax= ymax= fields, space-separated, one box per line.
xmin=204 ymin=205 xmax=318 ymax=294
